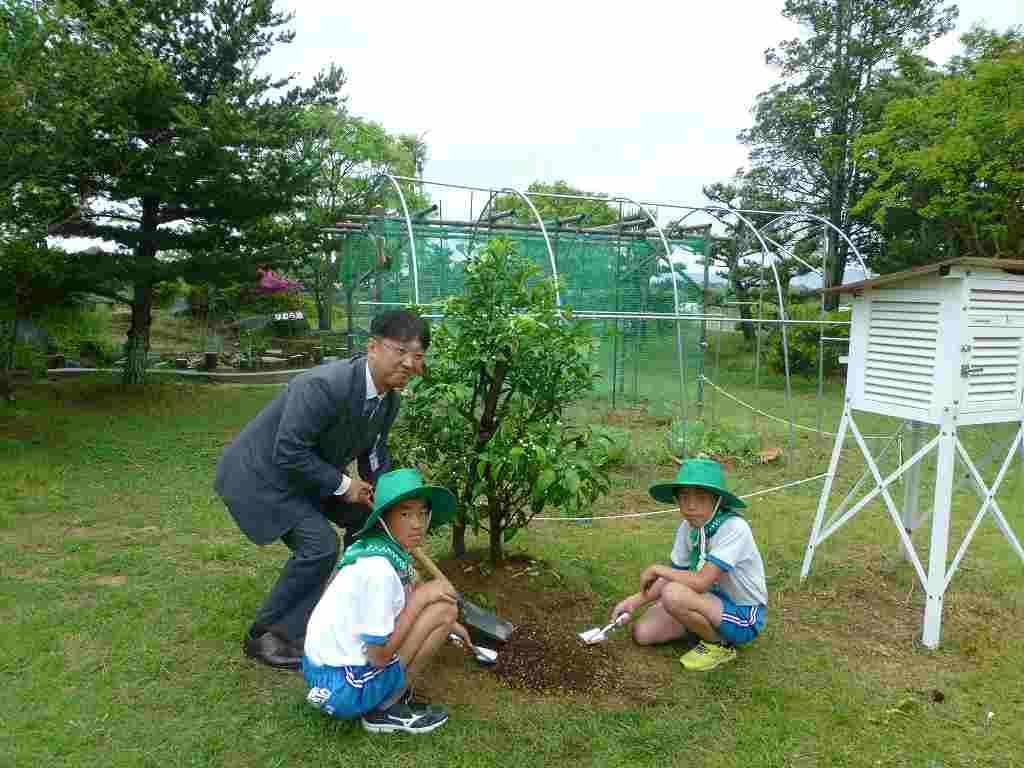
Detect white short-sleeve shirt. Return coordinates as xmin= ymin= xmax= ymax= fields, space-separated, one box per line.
xmin=304 ymin=556 xmax=406 ymax=667
xmin=670 ymin=517 xmax=768 ymax=608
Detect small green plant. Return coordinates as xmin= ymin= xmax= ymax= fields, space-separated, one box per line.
xmin=239 ymin=328 xmax=271 ymax=366
xmin=667 ymin=419 xmax=762 ymax=465
xmin=587 ymin=425 xmax=632 ymax=469
xmin=13 ymin=343 xmax=44 ymax=376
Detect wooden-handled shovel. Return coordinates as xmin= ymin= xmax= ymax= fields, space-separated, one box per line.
xmin=411 ymin=547 xmax=515 ymax=643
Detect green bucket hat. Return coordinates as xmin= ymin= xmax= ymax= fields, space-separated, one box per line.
xmin=353 ymin=468 xmax=457 ymax=540
xmin=648 ymin=458 xmax=747 ymax=510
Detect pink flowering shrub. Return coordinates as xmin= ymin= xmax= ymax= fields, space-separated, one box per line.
xmin=256 ymin=268 xmax=304 ymax=294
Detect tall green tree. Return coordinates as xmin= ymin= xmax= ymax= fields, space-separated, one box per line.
xmin=289 ymin=107 xmax=426 ymax=332
xmin=740 ymin=0 xmax=957 ymax=305
xmin=43 ymin=0 xmax=344 ymax=383
xmin=855 ymin=32 xmax=1024 ymax=261
xmin=1 ymin=0 xmax=109 ymax=399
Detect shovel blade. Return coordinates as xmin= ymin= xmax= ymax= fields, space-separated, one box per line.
xmin=579 ymin=627 xmax=607 ymax=645
xmin=461 ymin=597 xmax=515 ymax=643
xmin=473 ymin=645 xmax=499 ymax=664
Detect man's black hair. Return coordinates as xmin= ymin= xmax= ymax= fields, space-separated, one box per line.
xmin=370 ymin=309 xmax=430 ymax=350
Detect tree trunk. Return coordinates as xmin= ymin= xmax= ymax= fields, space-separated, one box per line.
xmin=123 ymin=281 xmax=153 ymax=385
xmin=736 ymin=284 xmax=755 ymax=342
xmin=0 ymin=315 xmax=15 ymax=403
xmin=488 ymin=504 xmax=503 ymax=565
xmin=451 ymin=520 xmax=467 ymax=558
xmin=318 ymin=252 xmax=334 ymax=331
xmin=123 ymin=197 xmax=159 ymax=385
xmin=824 ymin=233 xmax=848 ymax=311
xmin=317 ymin=290 xmax=333 ymax=331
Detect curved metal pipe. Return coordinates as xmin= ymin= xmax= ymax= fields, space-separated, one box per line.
xmin=505 ymin=187 xmax=560 ymax=306
xmin=617 ymin=195 xmax=687 ymax=424
xmin=383 ymin=173 xmax=419 ymax=304
xmin=733 ymin=208 xmax=871 ymax=279
xmin=697 ymin=206 xmax=798 ymax=452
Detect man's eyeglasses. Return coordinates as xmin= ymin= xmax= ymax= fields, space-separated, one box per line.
xmin=378 ymin=340 xmax=425 ymax=364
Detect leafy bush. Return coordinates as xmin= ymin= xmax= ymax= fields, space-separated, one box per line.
xmin=666 ymin=419 xmax=762 ymax=465
xmin=239 ymin=288 xmax=305 ymax=316
xmin=153 ymin=279 xmax=188 ymax=309
xmin=38 ymin=303 xmax=113 ymax=356
xmin=765 ymin=302 xmax=850 ymax=377
xmin=396 ymin=238 xmax=611 ymax=563
xmin=586 ymin=425 xmax=632 ymax=469
xmin=13 ymin=343 xmax=43 ymax=374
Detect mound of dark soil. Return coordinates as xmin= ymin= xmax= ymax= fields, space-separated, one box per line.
xmin=436 ymin=553 xmax=660 ymax=698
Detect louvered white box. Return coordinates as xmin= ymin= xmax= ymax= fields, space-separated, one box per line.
xmin=806 ymin=258 xmax=1024 ymax=649
xmin=844 ymin=260 xmax=1024 ymax=426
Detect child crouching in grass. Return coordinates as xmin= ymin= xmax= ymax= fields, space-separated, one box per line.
xmin=302 ymin=469 xmax=472 ymax=734
xmin=611 ymin=458 xmax=767 ymax=671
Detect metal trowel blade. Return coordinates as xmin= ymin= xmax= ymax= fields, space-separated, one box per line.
xmin=578 ymin=627 xmax=607 ymax=645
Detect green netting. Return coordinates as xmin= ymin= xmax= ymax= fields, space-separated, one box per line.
xmin=332 ymin=218 xmax=710 ymax=411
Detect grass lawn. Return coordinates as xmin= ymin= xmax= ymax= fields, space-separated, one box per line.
xmin=1 ymin=374 xmax=1022 ymax=768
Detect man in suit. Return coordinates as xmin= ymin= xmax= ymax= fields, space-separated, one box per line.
xmin=215 ymin=309 xmax=429 ymax=669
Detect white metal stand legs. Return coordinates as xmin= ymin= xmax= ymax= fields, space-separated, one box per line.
xmin=802 ymin=403 xmax=1024 ymax=648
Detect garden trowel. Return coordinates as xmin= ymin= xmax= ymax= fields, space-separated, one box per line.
xmin=448 ymin=632 xmax=498 ymax=664
xmin=579 ymin=612 xmax=631 ymax=645
xmin=412 ymin=547 xmax=515 ymax=644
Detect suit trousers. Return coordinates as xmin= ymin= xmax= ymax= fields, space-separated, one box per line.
xmin=252 ymin=497 xmax=372 ymax=643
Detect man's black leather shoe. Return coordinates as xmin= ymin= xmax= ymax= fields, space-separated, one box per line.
xmin=243 ymin=631 xmax=302 ymax=670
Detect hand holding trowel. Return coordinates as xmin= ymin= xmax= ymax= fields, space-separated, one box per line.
xmin=579 ymin=611 xmax=631 ymax=645
xmin=411 ymin=547 xmax=515 ymax=645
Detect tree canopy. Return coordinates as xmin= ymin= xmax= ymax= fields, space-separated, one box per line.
xmin=287 ymin=106 xmax=427 ymax=331
xmin=10 ymin=0 xmax=345 ymax=382
xmin=739 ymin=0 xmax=958 ymax=302
xmin=855 ymin=29 xmax=1024 ymax=262
xmin=493 ymin=180 xmax=620 ymax=227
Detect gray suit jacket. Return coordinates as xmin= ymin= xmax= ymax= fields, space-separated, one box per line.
xmin=214 ymin=354 xmax=398 ymax=544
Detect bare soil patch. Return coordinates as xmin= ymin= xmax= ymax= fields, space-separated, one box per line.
xmin=424 ymin=552 xmax=675 ymax=705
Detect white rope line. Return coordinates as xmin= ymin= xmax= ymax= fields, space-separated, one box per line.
xmin=699 ymin=376 xmax=891 ymax=439
xmin=739 ymin=472 xmax=830 ymax=499
xmin=533 ymin=508 xmax=676 ymax=522
xmin=532 ymin=472 xmax=830 ymax=521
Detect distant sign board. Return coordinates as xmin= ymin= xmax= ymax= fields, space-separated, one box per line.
xmin=273 ymin=311 xmax=305 ymax=321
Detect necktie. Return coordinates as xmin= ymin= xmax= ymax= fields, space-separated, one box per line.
xmin=364 ymin=396 xmax=382 ymax=423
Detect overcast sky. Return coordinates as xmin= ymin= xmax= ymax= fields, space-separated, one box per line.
xmin=262 ymin=0 xmax=1021 ymax=224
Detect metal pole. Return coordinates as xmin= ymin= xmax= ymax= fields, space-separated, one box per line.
xmin=817 ymin=291 xmax=825 ymax=436
xmin=713 ymin=307 xmax=723 ymax=429
xmin=754 ymin=242 xmax=764 ymax=434
xmin=922 ymin=411 xmax=956 ymax=649
xmin=802 ymin=402 xmax=850 ymax=579
xmin=501 ymin=188 xmax=560 ymax=306
xmin=900 ymin=421 xmax=925 ymax=562
xmin=768 ymin=258 xmax=797 ymax=455
xmin=698 ymin=226 xmax=712 ymax=418
xmin=383 ymin=173 xmax=419 ymax=304
xmin=615 ymin=195 xmax=684 ymax=419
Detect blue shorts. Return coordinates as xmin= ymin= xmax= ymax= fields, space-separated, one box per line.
xmin=712 ymin=589 xmax=766 ymax=647
xmin=302 ymin=655 xmax=406 ymax=719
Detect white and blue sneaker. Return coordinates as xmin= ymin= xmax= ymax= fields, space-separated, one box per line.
xmin=361 ymin=701 xmax=449 ymax=734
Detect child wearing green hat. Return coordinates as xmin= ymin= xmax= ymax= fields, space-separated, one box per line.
xmin=610 ymin=458 xmax=767 ymax=671
xmin=302 ymin=468 xmax=471 ymax=734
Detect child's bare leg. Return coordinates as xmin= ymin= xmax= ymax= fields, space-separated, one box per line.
xmin=659 ymin=582 xmax=724 ymax=643
xmin=397 ymin=601 xmax=458 ymax=683
xmin=631 ymin=603 xmax=688 ymax=645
